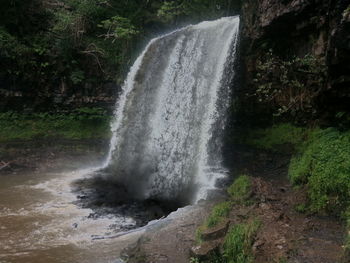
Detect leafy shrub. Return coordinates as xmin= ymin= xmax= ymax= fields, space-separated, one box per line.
xmin=253 ymin=50 xmax=327 ymax=119
xmin=70 ymin=69 xmax=85 ymax=84
xmin=190 ymin=257 xmax=200 ymax=263
xmin=289 ymin=128 xmax=350 ymax=213
xmin=227 ymin=175 xmax=251 ymax=203
xmin=0 ymin=0 xmax=242 ymax=94
xmin=242 ymin=123 xmax=313 ymax=152
xmin=98 ymin=16 xmax=139 ymax=41
xmin=156 ymin=0 xmax=241 ymax=24
xmin=157 ymin=1 xmax=184 ymax=23
xmin=223 ymin=220 xmax=260 ymax=263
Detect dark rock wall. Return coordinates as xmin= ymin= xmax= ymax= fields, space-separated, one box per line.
xmin=0 ymin=80 xmax=119 ymax=112
xmin=2 ymin=1 xmax=349 ymax=116
xmin=238 ymin=0 xmax=350 ymax=125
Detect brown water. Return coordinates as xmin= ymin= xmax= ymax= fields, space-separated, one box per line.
xmin=0 ymin=169 xmax=142 ymax=263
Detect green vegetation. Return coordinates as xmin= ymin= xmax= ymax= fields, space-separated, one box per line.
xmin=253 ymin=51 xmax=327 ymax=119
xmin=227 ymin=175 xmax=251 ymax=203
xmin=294 ymin=204 xmax=307 ymax=213
xmin=278 ymin=257 xmax=288 ymax=263
xmin=156 ymin=0 xmax=241 ymax=24
xmin=206 ymin=201 xmax=232 ymax=228
xmin=195 ymin=219 xmax=260 ymax=263
xmin=190 ymin=257 xmax=200 ymax=263
xmin=241 ymin=122 xmax=350 ymax=254
xmin=289 ymin=128 xmax=350 ymax=214
xmin=0 ymin=108 xmax=111 ymax=142
xmin=190 ymin=253 xmax=224 ymax=263
xmin=0 ymin=0 xmax=241 ymax=98
xmin=195 ymin=226 xmax=205 ymax=245
xmin=222 ymin=220 xmax=260 ymax=263
xmin=196 ymin=201 xmax=232 ymax=243
xmin=196 ymin=176 xmax=252 ymax=244
xmin=199 ymin=175 xmax=252 ymax=233
xmin=243 ymin=123 xmax=350 ymax=215
xmin=242 ymin=123 xmax=312 ymax=151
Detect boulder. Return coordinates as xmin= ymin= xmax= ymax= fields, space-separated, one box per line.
xmin=201 ymin=219 xmax=230 ymax=241
xmin=190 ymin=240 xmax=221 ymax=260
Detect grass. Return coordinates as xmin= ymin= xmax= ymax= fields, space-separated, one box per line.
xmin=222 ymin=220 xmax=261 ymax=263
xmin=239 ymin=123 xmax=350 ymax=254
xmin=241 ymin=123 xmax=314 ymax=152
xmin=241 ymin=123 xmax=350 ymax=215
xmin=195 ymin=202 xmax=231 ymax=244
xmin=0 ymin=109 xmax=111 ymax=142
xmin=294 ymin=204 xmax=307 ymax=213
xmin=227 ymin=175 xmax=251 ymax=204
xmin=203 ymin=175 xmax=253 ymax=230
xmin=195 ymin=226 xmax=205 ymax=244
xmin=206 ymin=201 xmax=232 ymax=228
xmin=195 ymin=219 xmax=261 ymax=263
xmin=196 ymin=176 xmax=253 ymax=245
xmin=288 ymin=128 xmax=350 ymax=214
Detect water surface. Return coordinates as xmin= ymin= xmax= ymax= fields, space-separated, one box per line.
xmin=0 ymin=169 xmax=141 ymax=263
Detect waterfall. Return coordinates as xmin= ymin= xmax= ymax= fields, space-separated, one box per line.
xmin=103 ymin=16 xmax=240 ymax=203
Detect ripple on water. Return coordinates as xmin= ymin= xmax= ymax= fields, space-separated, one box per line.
xmin=0 ymin=168 xmax=141 ymax=263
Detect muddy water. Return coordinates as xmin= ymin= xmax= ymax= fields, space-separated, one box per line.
xmin=0 ymin=169 xmax=142 ymax=263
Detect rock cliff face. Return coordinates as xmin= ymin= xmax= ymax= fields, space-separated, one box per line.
xmin=0 ymin=81 xmax=119 ymax=112
xmin=239 ymin=0 xmax=350 ymax=124
xmin=2 ymin=1 xmax=349 ymax=116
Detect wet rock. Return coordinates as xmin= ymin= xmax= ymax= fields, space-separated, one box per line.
xmin=201 ymin=219 xmax=230 ymax=241
xmin=88 ymin=213 xmax=99 ymax=219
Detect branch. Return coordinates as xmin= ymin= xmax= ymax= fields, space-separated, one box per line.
xmin=0 ymin=161 xmax=11 ymax=171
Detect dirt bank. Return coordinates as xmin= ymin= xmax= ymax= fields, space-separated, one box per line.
xmin=124 ymin=146 xmax=347 ymax=263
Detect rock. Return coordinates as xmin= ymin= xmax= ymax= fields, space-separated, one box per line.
xmin=190 ymin=240 xmax=221 ymax=260
xmin=253 ymin=239 xmax=265 ymax=252
xmin=276 ymin=237 xmax=286 ymax=245
xmin=201 ymin=219 xmax=230 ymax=241
xmin=240 ymin=0 xmax=350 ymax=124
xmin=259 ymin=203 xmax=271 ymax=210
xmin=277 ymin=245 xmax=284 ymax=250
xmin=327 ymin=1 xmax=350 ymax=91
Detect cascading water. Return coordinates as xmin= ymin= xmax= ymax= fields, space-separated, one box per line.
xmin=103 ymin=16 xmax=240 ymax=204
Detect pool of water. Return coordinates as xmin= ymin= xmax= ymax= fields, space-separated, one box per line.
xmin=0 ymin=168 xmax=143 ymax=263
